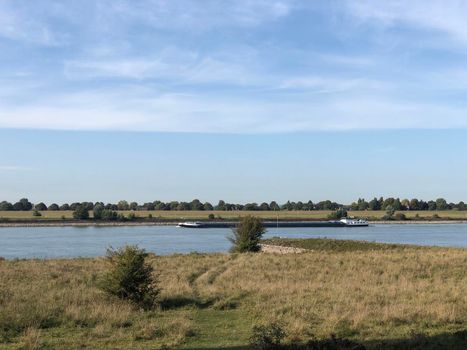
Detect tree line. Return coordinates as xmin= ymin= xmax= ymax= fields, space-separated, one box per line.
xmin=0 ymin=197 xmax=466 ymax=212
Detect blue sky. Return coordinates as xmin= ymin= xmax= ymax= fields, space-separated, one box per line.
xmin=1 ymin=1 xmax=467 ymax=203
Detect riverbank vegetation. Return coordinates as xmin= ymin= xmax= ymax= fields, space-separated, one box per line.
xmin=0 ymin=239 xmax=465 ymax=349
xmin=2 ymin=197 xmax=467 ymax=224
xmin=1 ymin=197 xmax=466 ymax=214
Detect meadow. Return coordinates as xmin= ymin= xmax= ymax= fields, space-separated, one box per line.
xmin=0 ymin=239 xmax=465 ymax=349
xmin=1 ymin=210 xmax=467 ymax=222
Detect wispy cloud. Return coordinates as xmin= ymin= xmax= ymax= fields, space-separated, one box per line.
xmin=0 ymin=165 xmax=35 ymax=172
xmin=345 ymin=0 xmax=467 ymax=45
xmin=1 ymin=1 xmax=467 ymax=133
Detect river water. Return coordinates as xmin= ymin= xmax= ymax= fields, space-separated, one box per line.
xmin=0 ymin=224 xmax=466 ymax=259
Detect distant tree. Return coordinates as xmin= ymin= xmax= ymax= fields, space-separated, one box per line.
xmin=282 ymin=201 xmax=293 ymax=211
xmin=19 ymin=198 xmax=33 ymax=211
xmin=13 ymin=202 xmax=24 ymax=211
xmin=401 ymin=199 xmax=410 ymax=210
xmin=70 ymin=202 xmax=80 ymax=210
xmin=357 ymin=198 xmax=369 ymax=211
xmin=409 ymin=199 xmax=420 ymax=210
xmin=259 ymin=202 xmax=270 ymax=211
xmin=457 ymin=201 xmax=467 ymax=211
xmin=82 ymin=202 xmax=94 ymax=211
xmin=117 ymin=200 xmax=130 ymax=211
xmin=48 ymin=203 xmax=59 ymax=211
xmin=129 ymin=202 xmax=138 ymax=211
xmin=269 ymin=201 xmax=280 ymax=211
xmin=233 ymin=203 xmax=243 ymax=211
xmin=243 ymin=203 xmax=259 ymax=211
xmin=155 ymin=202 xmax=167 ymax=210
xmin=34 ymin=202 xmax=47 ymax=211
xmin=0 ymin=201 xmax=13 ymax=211
xmin=203 ymin=202 xmax=214 ymax=211
xmin=315 ymin=200 xmax=339 ymax=210
xmin=427 ymin=201 xmax=437 ymax=211
xmin=190 ymin=199 xmax=204 ymax=210
xmin=295 ymin=201 xmax=304 ymax=210
xmin=60 ymin=203 xmax=70 ymax=210
xmin=435 ymin=198 xmax=448 ymax=210
xmin=393 ymin=198 xmax=403 ymax=210
xmin=73 ymin=204 xmax=89 ymax=220
xmin=303 ymin=200 xmax=314 ymax=211
xmin=418 ymin=200 xmax=429 ymax=210
xmin=144 ymin=202 xmax=155 ymax=210
xmin=169 ymin=201 xmax=179 ymax=210
xmin=229 ymin=215 xmax=265 ymax=253
xmin=215 ymin=200 xmax=226 ymax=211
xmin=93 ymin=203 xmax=105 ymax=220
xmin=368 ymin=198 xmax=381 ymax=211
xmin=177 ymin=202 xmax=191 ymax=211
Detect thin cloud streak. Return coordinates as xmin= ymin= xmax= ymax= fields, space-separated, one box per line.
xmin=1 ymin=1 xmax=467 ymax=133
xmin=0 ymin=165 xmax=35 ymax=172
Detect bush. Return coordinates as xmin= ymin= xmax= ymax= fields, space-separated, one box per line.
xmin=394 ymin=213 xmax=407 ymax=221
xmin=93 ymin=204 xmax=104 ymax=219
xmin=32 ymin=209 xmax=42 ymax=217
xmin=327 ymin=208 xmax=348 ymax=220
xmin=208 ymin=213 xmax=215 ymax=220
xmin=100 ymin=245 xmax=159 ymax=309
xmin=250 ymin=322 xmax=285 ymax=350
xmin=73 ymin=205 xmax=89 ymax=220
xmin=127 ymin=212 xmax=138 ymax=221
xmin=229 ymin=215 xmax=265 ymax=253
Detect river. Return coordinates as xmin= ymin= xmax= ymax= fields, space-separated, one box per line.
xmin=0 ymin=224 xmax=466 ymax=259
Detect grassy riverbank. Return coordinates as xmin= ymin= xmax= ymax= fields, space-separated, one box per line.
xmin=1 ymin=239 xmax=466 ymax=349
xmin=2 ymin=210 xmax=467 ymax=223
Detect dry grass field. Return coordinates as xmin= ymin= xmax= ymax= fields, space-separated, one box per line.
xmin=1 ymin=210 xmax=467 ymax=221
xmin=0 ymin=239 xmax=466 ymax=349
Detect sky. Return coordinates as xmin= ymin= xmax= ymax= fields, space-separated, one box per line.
xmin=1 ymin=1 xmax=467 ymax=204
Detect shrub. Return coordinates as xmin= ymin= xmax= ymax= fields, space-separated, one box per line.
xmin=93 ymin=204 xmax=104 ymax=220
xmin=208 ymin=213 xmax=215 ymax=220
xmin=250 ymin=322 xmax=285 ymax=350
xmin=32 ymin=209 xmax=42 ymax=217
xmin=72 ymin=205 xmax=89 ymax=220
xmin=229 ymin=215 xmax=265 ymax=253
xmin=127 ymin=212 xmax=137 ymax=221
xmin=327 ymin=208 xmax=348 ymax=220
xmin=102 ymin=209 xmax=119 ymax=221
xmin=100 ymin=245 xmax=159 ymax=309
xmin=394 ymin=213 xmax=407 ymax=221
